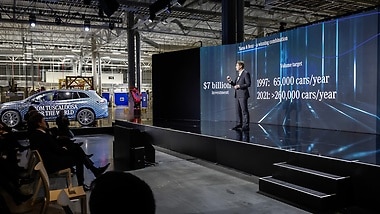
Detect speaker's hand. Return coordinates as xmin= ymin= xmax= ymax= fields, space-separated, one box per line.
xmin=227 ymin=76 xmax=232 ymax=82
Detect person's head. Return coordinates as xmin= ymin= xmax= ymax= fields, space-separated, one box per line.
xmin=89 ymin=171 xmax=156 ymax=214
xmin=28 ymin=106 xmax=37 ymax=112
xmin=25 ymin=109 xmax=39 ymax=122
xmin=28 ymin=112 xmax=48 ymax=131
xmin=58 ymin=110 xmax=65 ymax=116
xmin=0 ymin=122 xmax=8 ymax=134
xmin=236 ymin=60 xmax=244 ymax=71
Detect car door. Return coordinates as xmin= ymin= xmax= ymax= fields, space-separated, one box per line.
xmin=31 ymin=91 xmax=56 ymax=121
xmin=50 ymin=91 xmax=79 ymax=121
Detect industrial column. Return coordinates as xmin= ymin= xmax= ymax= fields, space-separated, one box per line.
xmin=222 ymin=0 xmax=245 ymax=44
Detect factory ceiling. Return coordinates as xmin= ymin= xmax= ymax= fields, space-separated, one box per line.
xmin=0 ymin=0 xmax=379 ymax=68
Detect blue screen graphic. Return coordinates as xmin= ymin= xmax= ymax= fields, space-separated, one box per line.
xmin=201 ymin=8 xmax=379 ymax=134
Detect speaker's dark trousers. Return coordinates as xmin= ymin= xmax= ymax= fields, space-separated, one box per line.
xmin=236 ymin=97 xmax=249 ymax=129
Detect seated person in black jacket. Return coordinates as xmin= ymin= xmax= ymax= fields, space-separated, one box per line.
xmin=23 ymin=106 xmax=38 ymax=131
xmin=24 ymin=106 xmax=37 ymax=123
xmin=0 ymin=124 xmax=33 ymax=211
xmin=55 ymin=110 xmax=74 ymax=139
xmin=27 ymin=112 xmax=110 ymax=190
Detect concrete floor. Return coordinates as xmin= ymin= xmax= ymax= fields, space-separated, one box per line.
xmin=60 ymin=134 xmax=311 ymax=214
xmin=28 ymin=107 xmax=377 ymax=213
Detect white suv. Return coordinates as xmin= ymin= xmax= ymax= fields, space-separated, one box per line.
xmin=0 ymin=89 xmax=108 ymax=128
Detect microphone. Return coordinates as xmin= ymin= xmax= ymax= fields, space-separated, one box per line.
xmin=227 ymin=76 xmax=231 ymax=82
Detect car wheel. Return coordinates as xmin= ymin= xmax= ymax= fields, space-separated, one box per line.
xmin=1 ymin=110 xmax=21 ymax=128
xmin=76 ymin=108 xmax=95 ymax=126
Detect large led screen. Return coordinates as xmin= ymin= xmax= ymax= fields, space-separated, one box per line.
xmin=201 ymin=8 xmax=379 ymax=134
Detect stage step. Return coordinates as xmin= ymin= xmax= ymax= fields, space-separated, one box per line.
xmin=259 ymin=162 xmax=351 ymax=212
xmin=273 ymin=162 xmax=350 ymax=194
xmin=259 ymin=176 xmax=336 ymax=212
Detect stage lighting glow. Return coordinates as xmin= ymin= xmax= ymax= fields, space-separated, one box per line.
xmin=29 ymin=14 xmax=36 ymax=27
xmin=84 ymin=19 xmax=90 ymax=31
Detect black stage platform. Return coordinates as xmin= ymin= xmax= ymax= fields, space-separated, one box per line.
xmin=113 ymin=119 xmax=380 ymax=213
xmin=200 ymin=121 xmax=380 ymax=166
xmin=144 ymin=120 xmax=380 ymax=166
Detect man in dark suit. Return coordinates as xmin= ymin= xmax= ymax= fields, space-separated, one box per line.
xmin=27 ymin=112 xmax=110 ymax=191
xmin=227 ymin=61 xmax=251 ymax=131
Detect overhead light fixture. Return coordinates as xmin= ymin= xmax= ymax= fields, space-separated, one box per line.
xmin=177 ymin=0 xmax=186 ymax=6
xmin=99 ymin=0 xmax=120 ymax=17
xmin=29 ymin=14 xmax=36 ymax=27
xmin=161 ymin=19 xmax=168 ymax=25
xmin=148 ymin=11 xmax=156 ymax=22
xmin=149 ymin=0 xmax=186 ymax=22
xmin=166 ymin=4 xmax=171 ymax=13
xmin=84 ymin=19 xmax=91 ymax=31
xmin=98 ymin=8 xmax=105 ymax=18
xmin=55 ymin=16 xmax=62 ymax=25
xmin=149 ymin=0 xmax=168 ymax=22
xmin=109 ymin=22 xmax=115 ymax=30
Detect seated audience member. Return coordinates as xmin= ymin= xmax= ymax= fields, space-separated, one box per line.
xmin=27 ymin=112 xmax=110 ymax=190
xmin=89 ymin=171 xmax=156 ymax=214
xmin=0 ymin=154 xmax=32 ymax=205
xmin=24 ymin=106 xmax=38 ymax=123
xmin=0 ymin=123 xmax=32 ymax=212
xmin=24 ymin=106 xmax=38 ymax=130
xmin=55 ymin=110 xmax=74 ymax=139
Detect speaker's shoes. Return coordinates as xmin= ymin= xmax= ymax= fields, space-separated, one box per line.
xmin=242 ymin=126 xmax=250 ymax=131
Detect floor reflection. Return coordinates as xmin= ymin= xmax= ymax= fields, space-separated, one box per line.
xmin=201 ymin=121 xmax=380 ymax=166
xmin=65 ymin=106 xmax=380 ymax=166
